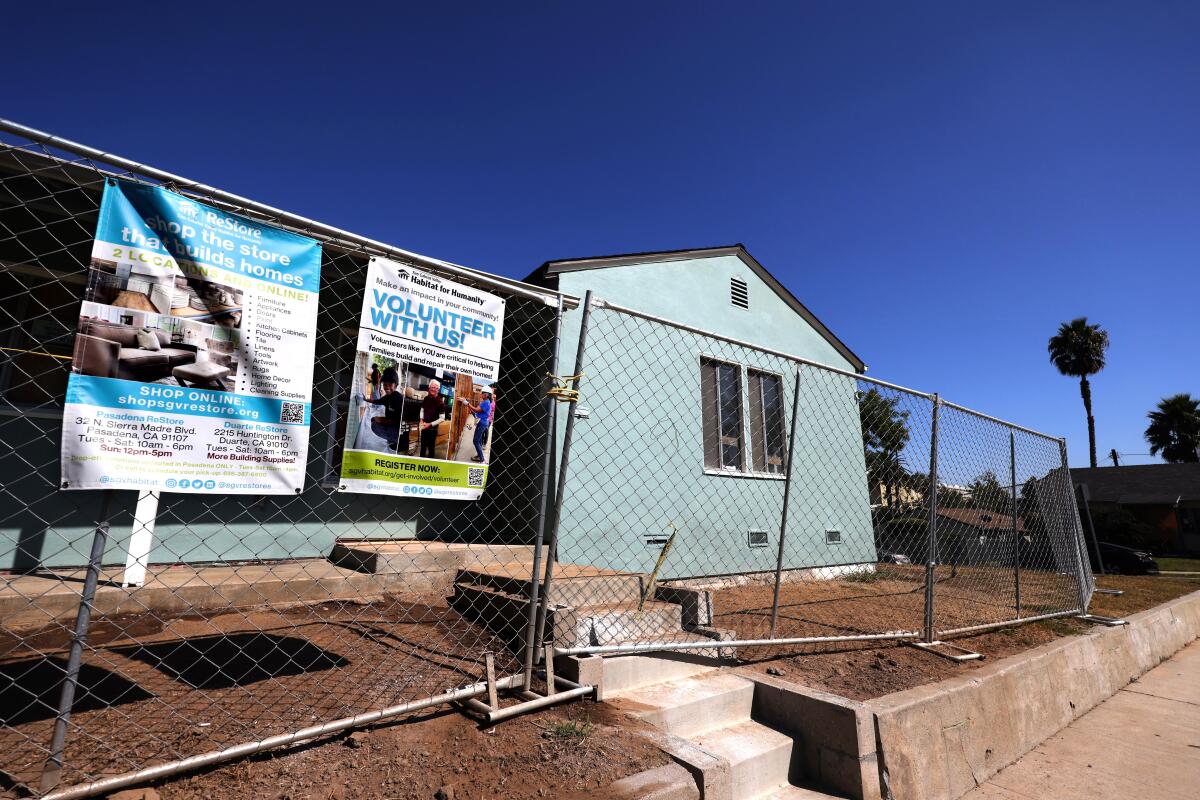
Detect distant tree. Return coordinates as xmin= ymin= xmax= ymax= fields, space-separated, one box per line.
xmin=1048 ymin=317 xmax=1110 ymax=468
xmin=859 ymin=389 xmax=911 ymax=506
xmin=936 ymin=485 xmax=971 ymax=508
xmin=967 ymin=470 xmax=1012 ymax=513
xmin=1144 ymin=393 xmax=1200 ymax=463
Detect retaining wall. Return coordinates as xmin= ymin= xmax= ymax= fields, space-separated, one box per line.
xmin=868 ymin=589 xmax=1200 ymax=800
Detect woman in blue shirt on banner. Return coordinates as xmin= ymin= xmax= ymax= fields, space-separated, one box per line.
xmin=460 ymin=386 xmax=495 ymax=463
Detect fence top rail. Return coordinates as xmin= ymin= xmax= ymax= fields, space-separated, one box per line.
xmin=593 ymin=296 xmax=1066 ymax=443
xmin=0 ymin=118 xmax=577 ymax=309
xmin=938 ymin=398 xmax=1064 ymax=443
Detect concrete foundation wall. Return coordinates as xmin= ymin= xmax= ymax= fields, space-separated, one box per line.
xmin=869 ymin=589 xmax=1200 ymax=800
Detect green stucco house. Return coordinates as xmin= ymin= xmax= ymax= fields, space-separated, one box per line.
xmin=526 ymin=245 xmax=878 ymax=579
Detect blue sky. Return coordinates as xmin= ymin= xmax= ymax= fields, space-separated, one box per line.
xmin=6 ymin=2 xmax=1197 ymax=466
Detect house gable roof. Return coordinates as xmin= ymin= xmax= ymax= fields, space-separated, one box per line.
xmin=524 ymin=244 xmax=866 ymax=373
xmin=1070 ymin=463 xmax=1200 ymax=505
xmin=937 ymin=507 xmax=1027 ymax=532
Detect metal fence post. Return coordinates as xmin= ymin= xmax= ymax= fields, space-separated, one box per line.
xmin=1059 ymin=439 xmax=1092 ymax=613
xmin=768 ymin=367 xmax=803 ymax=639
xmin=41 ymin=489 xmax=115 ymax=792
xmin=522 ymin=295 xmax=565 ymax=691
xmin=1075 ymin=483 xmax=1106 ymax=575
xmin=923 ymin=394 xmax=940 ymax=643
xmin=533 ymin=290 xmax=594 ymax=656
xmin=1010 ymin=431 xmax=1022 ymax=619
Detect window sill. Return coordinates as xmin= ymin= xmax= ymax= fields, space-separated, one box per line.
xmin=702 ymin=469 xmax=787 ymax=481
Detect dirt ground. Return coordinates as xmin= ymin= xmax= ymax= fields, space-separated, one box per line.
xmin=739 ymin=573 xmax=1200 ymax=699
xmin=132 ymin=700 xmax=667 ymax=800
xmin=1 ymin=571 xmax=1195 ymax=798
xmin=0 ymin=593 xmax=531 ymax=796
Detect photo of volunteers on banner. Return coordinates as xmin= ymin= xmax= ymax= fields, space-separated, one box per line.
xmin=60 ymin=178 xmax=322 ymax=494
xmin=338 ymin=258 xmax=505 ymax=500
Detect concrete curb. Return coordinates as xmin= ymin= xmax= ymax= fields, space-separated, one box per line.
xmin=606 ymin=762 xmax=700 ymax=800
xmin=867 ymin=588 xmax=1200 ymax=800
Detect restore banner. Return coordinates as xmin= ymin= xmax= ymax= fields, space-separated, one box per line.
xmin=338 ymin=257 xmax=505 ymax=500
xmin=60 ymin=178 xmax=322 ymax=494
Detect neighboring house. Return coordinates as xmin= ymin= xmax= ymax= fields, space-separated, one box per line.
xmin=876 ymin=506 xmax=1027 ymax=567
xmin=1071 ymin=464 xmax=1200 ymax=556
xmin=526 ymin=245 xmax=876 ymax=579
xmin=934 ymin=507 xmax=1025 ymax=566
xmin=870 ymin=481 xmax=924 ymax=509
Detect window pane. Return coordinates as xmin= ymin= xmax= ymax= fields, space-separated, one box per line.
xmin=700 ymin=358 xmax=743 ymax=471
xmin=748 ymin=371 xmax=787 ymax=474
xmin=699 ymin=360 xmax=720 ymax=469
xmin=749 ymin=373 xmax=766 ymax=472
xmin=761 ymin=373 xmax=787 ymax=473
xmin=716 ymin=363 xmax=743 ymax=470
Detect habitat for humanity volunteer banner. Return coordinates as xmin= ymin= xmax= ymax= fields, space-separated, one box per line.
xmin=338 ymin=258 xmax=505 ymax=500
xmin=60 ymin=178 xmax=321 ymax=494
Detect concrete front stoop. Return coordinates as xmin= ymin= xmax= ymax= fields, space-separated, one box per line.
xmin=607 ymin=670 xmax=848 ymax=800
xmin=450 ymin=563 xmax=730 ymax=652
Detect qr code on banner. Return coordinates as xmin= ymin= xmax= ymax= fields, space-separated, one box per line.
xmin=467 ymin=467 xmax=486 ymax=487
xmin=280 ymin=402 xmax=305 ymax=424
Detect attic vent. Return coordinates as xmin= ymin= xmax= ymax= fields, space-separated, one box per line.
xmin=747 ymin=530 xmax=769 ymax=548
xmin=730 ymin=277 xmax=749 ymax=309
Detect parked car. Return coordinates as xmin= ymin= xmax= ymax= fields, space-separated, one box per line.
xmin=879 ymin=550 xmax=911 ymax=565
xmin=1092 ymin=542 xmax=1159 ymax=575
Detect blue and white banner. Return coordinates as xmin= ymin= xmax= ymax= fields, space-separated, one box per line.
xmin=60 ymin=179 xmax=321 ymax=494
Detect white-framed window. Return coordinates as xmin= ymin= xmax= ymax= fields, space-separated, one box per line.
xmin=700 ymin=358 xmax=788 ymax=477
xmin=748 ymin=369 xmax=787 ymax=474
xmin=700 ymin=357 xmax=745 ymax=471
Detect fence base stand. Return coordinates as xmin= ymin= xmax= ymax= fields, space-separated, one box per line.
xmin=485 ymin=685 xmax=595 ymax=724
xmin=907 ymin=641 xmax=983 ymax=662
xmin=1093 ymin=588 xmax=1124 ymax=596
xmin=1076 ymin=613 xmax=1127 ymax=626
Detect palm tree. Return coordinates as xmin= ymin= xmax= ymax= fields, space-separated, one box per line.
xmin=1048 ymin=317 xmax=1109 ymax=468
xmin=1145 ymin=393 xmax=1200 ymax=463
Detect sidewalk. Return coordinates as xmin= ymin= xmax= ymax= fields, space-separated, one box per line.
xmin=963 ymin=638 xmax=1200 ymax=799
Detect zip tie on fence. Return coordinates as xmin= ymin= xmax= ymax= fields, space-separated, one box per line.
xmin=545 ymin=373 xmax=584 ymax=402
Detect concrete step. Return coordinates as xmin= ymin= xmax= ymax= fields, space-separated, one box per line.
xmin=693 ymin=719 xmax=797 ymax=800
xmin=589 ymin=603 xmax=684 ymax=644
xmin=456 ymin=564 xmax=646 ymax=607
xmin=612 ymin=672 xmax=754 ymax=738
xmin=759 ymin=785 xmax=845 ymax=800
xmin=450 ymin=583 xmax=686 ymax=649
xmin=600 ymin=653 xmax=721 ymax=695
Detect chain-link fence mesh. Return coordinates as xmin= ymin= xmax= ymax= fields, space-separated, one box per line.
xmin=545 ymin=299 xmax=1093 ymax=658
xmin=0 ymin=128 xmax=564 ymax=796
xmin=0 ymin=122 xmax=1093 ymax=799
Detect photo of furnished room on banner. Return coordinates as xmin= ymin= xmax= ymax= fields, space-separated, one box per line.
xmin=338 ymin=258 xmax=505 ymax=500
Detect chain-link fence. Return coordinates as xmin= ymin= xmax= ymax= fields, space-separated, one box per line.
xmin=0 ymin=120 xmax=1093 ymax=799
xmin=0 ymin=123 xmax=575 ymax=798
xmin=544 ymin=297 xmax=1093 ymax=659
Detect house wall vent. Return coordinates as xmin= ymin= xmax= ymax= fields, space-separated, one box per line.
xmin=747 ymin=529 xmax=769 ymax=548
xmin=825 ymin=529 xmax=843 ymax=545
xmin=730 ymin=277 xmax=749 ymax=309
